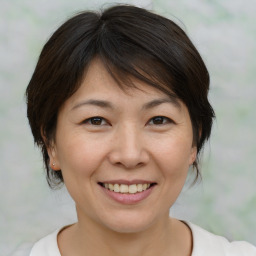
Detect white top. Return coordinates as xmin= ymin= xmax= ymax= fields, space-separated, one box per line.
xmin=29 ymin=222 xmax=256 ymax=256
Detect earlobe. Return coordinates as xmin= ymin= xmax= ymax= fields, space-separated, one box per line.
xmin=41 ymin=128 xmax=60 ymax=171
xmin=189 ymin=146 xmax=197 ymax=165
xmin=51 ymin=161 xmax=60 ymax=171
xmin=48 ymin=146 xmax=60 ymax=171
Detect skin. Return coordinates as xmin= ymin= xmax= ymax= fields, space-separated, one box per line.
xmin=48 ymin=58 xmax=197 ymax=256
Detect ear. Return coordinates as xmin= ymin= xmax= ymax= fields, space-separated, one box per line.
xmin=41 ymin=128 xmax=60 ymax=171
xmin=47 ymin=144 xmax=60 ymax=171
xmin=189 ymin=146 xmax=197 ymax=166
xmin=189 ymin=125 xmax=201 ymax=165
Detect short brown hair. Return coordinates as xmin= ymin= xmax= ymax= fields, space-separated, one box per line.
xmin=26 ymin=5 xmax=215 ymax=188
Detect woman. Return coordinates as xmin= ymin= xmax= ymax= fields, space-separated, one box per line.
xmin=26 ymin=4 xmax=256 ymax=256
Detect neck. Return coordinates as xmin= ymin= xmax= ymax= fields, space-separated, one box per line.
xmin=58 ymin=212 xmax=192 ymax=256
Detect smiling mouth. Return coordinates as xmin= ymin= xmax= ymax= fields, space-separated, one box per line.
xmin=98 ymin=182 xmax=157 ymax=194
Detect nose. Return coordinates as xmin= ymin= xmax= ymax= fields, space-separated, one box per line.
xmin=108 ymin=124 xmax=150 ymax=169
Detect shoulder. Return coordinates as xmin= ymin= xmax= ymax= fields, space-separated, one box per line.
xmin=187 ymin=222 xmax=256 ymax=256
xmin=29 ymin=228 xmax=61 ymax=256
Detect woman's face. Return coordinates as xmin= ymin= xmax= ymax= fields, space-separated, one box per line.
xmin=49 ymin=58 xmax=196 ymax=233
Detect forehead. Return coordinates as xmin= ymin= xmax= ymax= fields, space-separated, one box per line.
xmin=67 ymin=58 xmax=182 ymax=108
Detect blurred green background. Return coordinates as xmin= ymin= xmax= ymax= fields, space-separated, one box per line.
xmin=1 ymin=0 xmax=255 ymax=255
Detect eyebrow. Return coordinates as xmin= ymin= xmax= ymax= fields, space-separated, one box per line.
xmin=71 ymin=97 xmax=181 ymax=111
xmin=71 ymin=99 xmax=114 ymax=110
xmin=142 ymin=98 xmax=181 ymax=110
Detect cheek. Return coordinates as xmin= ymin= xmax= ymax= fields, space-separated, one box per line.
xmin=153 ymin=135 xmax=193 ymax=169
xmin=55 ymin=136 xmax=109 ymax=206
xmin=56 ymin=134 xmax=107 ymax=179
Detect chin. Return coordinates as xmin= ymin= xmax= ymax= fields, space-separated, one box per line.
xmin=106 ymin=221 xmax=152 ymax=234
xmin=99 ymin=210 xmax=157 ymax=234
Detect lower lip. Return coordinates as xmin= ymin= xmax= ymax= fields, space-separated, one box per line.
xmin=99 ymin=185 xmax=155 ymax=205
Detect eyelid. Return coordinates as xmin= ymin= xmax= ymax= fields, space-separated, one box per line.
xmin=81 ymin=116 xmax=109 ymax=126
xmin=147 ymin=116 xmax=174 ymax=125
xmin=80 ymin=116 xmax=174 ymax=126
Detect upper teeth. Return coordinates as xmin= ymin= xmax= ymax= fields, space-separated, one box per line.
xmin=104 ymin=183 xmax=151 ymax=194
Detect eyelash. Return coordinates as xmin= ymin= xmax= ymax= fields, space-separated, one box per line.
xmin=148 ymin=116 xmax=173 ymax=125
xmin=82 ymin=116 xmax=108 ymax=126
xmin=82 ymin=116 xmax=173 ymax=126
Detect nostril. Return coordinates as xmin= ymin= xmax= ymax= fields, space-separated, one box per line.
xmin=108 ymin=147 xmax=149 ymax=169
xmin=114 ymin=161 xmax=145 ymax=169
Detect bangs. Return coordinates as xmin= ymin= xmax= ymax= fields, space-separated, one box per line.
xmin=96 ymin=26 xmax=178 ymax=100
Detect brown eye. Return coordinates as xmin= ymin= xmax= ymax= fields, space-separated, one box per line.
xmin=90 ymin=117 xmax=103 ymax=125
xmin=152 ymin=116 xmax=164 ymax=124
xmin=83 ymin=117 xmax=107 ymax=126
xmin=149 ymin=116 xmax=172 ymax=125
